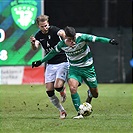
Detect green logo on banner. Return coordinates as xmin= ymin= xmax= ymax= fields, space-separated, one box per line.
xmin=11 ymin=0 xmax=37 ymax=30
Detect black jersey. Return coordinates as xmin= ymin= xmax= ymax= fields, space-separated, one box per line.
xmin=35 ymin=26 xmax=67 ymax=64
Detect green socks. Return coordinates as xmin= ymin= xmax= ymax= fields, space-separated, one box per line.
xmin=71 ymin=92 xmax=81 ymax=111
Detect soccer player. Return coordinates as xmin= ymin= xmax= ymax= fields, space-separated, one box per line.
xmin=32 ymin=26 xmax=118 ymax=119
xmin=30 ymin=15 xmax=69 ymax=119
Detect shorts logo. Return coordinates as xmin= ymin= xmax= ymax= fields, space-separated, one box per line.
xmin=86 ymin=77 xmax=96 ymax=82
xmin=11 ymin=0 xmax=37 ymax=30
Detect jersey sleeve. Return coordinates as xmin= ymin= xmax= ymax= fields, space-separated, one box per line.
xmin=50 ymin=26 xmax=60 ymax=35
xmin=81 ymin=34 xmax=110 ymax=43
xmin=41 ymin=49 xmax=59 ymax=63
xmin=95 ymin=37 xmax=110 ymax=43
xmin=54 ymin=41 xmax=63 ymax=52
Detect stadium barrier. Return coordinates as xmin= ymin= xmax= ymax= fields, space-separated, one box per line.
xmin=0 ymin=66 xmax=44 ymax=84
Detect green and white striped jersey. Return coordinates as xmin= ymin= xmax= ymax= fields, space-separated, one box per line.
xmin=55 ymin=33 xmax=110 ymax=67
xmin=41 ymin=33 xmax=110 ymax=67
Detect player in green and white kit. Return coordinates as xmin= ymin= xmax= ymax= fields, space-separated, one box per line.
xmin=32 ymin=26 xmax=118 ymax=119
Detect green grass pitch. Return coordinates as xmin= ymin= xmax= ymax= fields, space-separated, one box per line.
xmin=0 ymin=84 xmax=132 ymax=133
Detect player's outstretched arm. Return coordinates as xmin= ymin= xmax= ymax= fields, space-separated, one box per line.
xmin=32 ymin=49 xmax=59 ymax=68
xmin=95 ymin=37 xmax=118 ymax=45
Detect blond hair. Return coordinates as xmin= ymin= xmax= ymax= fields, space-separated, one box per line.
xmin=36 ymin=15 xmax=49 ymax=25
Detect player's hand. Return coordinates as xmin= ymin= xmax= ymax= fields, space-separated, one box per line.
xmin=109 ymin=39 xmax=118 ymax=45
xmin=32 ymin=60 xmax=42 ymax=68
xmin=30 ymin=35 xmax=36 ymax=44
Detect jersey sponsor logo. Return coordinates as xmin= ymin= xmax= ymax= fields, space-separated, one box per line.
xmin=64 ymin=42 xmax=86 ymax=56
xmin=66 ymin=48 xmax=85 ymax=56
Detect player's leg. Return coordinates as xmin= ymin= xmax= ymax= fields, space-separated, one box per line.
xmin=68 ymin=78 xmax=80 ymax=111
xmin=68 ymin=66 xmax=83 ymax=119
xmin=45 ymin=64 xmax=67 ymax=119
xmin=82 ymin=65 xmax=98 ymax=103
xmin=86 ymin=88 xmax=98 ymax=103
xmin=54 ymin=78 xmax=66 ymax=103
xmin=46 ymin=82 xmax=67 ymax=119
xmin=54 ymin=62 xmax=69 ymax=103
xmin=68 ymin=78 xmax=84 ymax=119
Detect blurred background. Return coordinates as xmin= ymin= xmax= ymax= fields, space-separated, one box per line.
xmin=0 ymin=0 xmax=132 ymax=84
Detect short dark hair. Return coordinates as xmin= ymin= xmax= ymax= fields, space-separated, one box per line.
xmin=64 ymin=26 xmax=76 ymax=38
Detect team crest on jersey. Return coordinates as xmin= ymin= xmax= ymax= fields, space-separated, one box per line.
xmin=47 ymin=43 xmax=50 ymax=47
xmin=48 ymin=35 xmax=51 ymax=39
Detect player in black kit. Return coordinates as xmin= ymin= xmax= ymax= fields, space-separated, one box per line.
xmin=30 ymin=15 xmax=68 ymax=119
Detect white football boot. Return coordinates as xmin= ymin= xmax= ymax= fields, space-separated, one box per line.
xmin=60 ymin=110 xmax=67 ymax=119
xmin=73 ymin=113 xmax=84 ymax=119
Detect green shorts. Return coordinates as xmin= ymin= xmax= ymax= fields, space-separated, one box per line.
xmin=68 ymin=64 xmax=98 ymax=88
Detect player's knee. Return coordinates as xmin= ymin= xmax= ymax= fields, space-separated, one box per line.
xmin=55 ymin=86 xmax=63 ymax=92
xmin=92 ymin=93 xmax=98 ymax=98
xmin=69 ymin=86 xmax=77 ymax=94
xmin=46 ymin=90 xmax=55 ymax=97
xmin=90 ymin=88 xmax=98 ymax=98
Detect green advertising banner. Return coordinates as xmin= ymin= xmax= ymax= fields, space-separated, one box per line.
xmin=0 ymin=0 xmax=43 ymax=66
